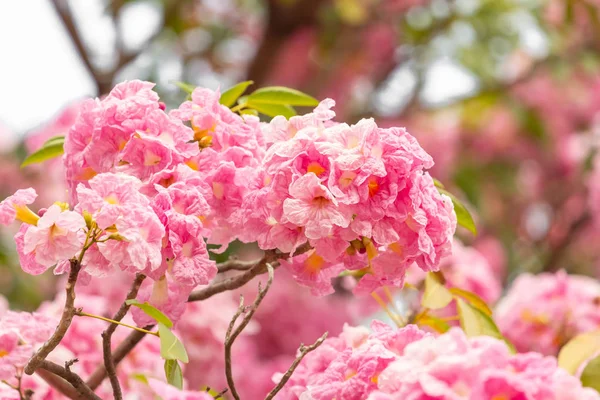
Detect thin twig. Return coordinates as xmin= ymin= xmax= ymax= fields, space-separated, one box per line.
xmin=38 ymin=359 xmax=101 ymax=400
xmin=88 ymin=242 xmax=312 ymax=390
xmin=75 ymin=310 xmax=157 ymax=336
xmin=36 ymin=368 xmax=80 ymax=400
xmin=86 ymin=326 xmax=152 ymax=390
xmin=189 ymin=242 xmax=311 ymax=302
xmin=224 ymin=265 xmax=275 ymax=400
xmin=102 ymin=274 xmax=146 ymax=400
xmin=217 ymin=258 xmax=256 ymax=273
xmin=24 ymin=259 xmax=81 ymax=375
xmin=265 ymin=332 xmax=328 ymax=400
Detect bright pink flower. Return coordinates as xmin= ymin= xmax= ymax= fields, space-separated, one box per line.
xmin=276 ymin=322 xmax=600 ymax=400
xmin=168 ymin=216 xmax=217 ymax=287
xmin=75 ymin=172 xmax=148 ymax=229
xmin=99 ymin=206 xmax=165 ymax=274
xmin=131 ymin=276 xmax=190 ymax=327
xmin=22 ymin=204 xmax=85 ymax=268
xmin=283 ymin=173 xmax=352 ymax=240
xmin=496 ymin=271 xmax=600 ymax=355
xmin=0 ymin=188 xmax=37 ymax=226
xmin=147 ymin=378 xmax=214 ymax=399
xmin=280 ymin=251 xmax=345 ymax=296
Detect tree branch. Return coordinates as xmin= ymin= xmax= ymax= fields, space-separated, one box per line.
xmin=101 ymin=273 xmax=146 ymax=400
xmin=37 ymin=360 xmax=101 ymax=400
xmin=24 ymin=259 xmax=81 ymax=375
xmin=225 ymin=265 xmax=275 ymax=400
xmin=188 ymin=242 xmax=311 ymax=302
xmin=88 ymin=242 xmax=312 ymax=390
xmin=36 ymin=368 xmax=80 ymax=400
xmin=265 ymin=332 xmax=328 ymax=400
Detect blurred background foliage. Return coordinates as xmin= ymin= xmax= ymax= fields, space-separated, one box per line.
xmin=3 ymin=0 xmax=600 ymax=309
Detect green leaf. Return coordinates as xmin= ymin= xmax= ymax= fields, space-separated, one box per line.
xmin=125 ymin=299 xmax=173 ymax=328
xmin=173 ymin=81 xmax=196 ymax=95
xmin=219 ymin=81 xmax=253 ymax=108
xmin=432 ymin=178 xmax=445 ymax=189
xmin=240 ymin=109 xmax=259 ymax=116
xmin=21 ymin=136 xmax=65 ymax=167
xmin=416 ymin=314 xmax=450 ymax=333
xmin=247 ymin=102 xmax=297 ymax=119
xmin=558 ymin=331 xmax=600 ymax=375
xmin=130 ymin=373 xmax=149 ymax=385
xmin=580 ymin=355 xmax=600 ymax=392
xmin=158 ymin=323 xmax=189 ymax=363
xmin=438 ymin=188 xmax=477 ymax=236
xmin=449 ymin=287 xmax=493 ymax=317
xmin=421 ymin=272 xmax=453 ymax=310
xmin=248 ymin=86 xmax=319 ymax=107
xmin=456 ymin=298 xmax=515 ymax=352
xmin=164 ymin=359 xmax=184 ymax=389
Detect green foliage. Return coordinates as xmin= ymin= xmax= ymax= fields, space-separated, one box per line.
xmin=416 ymin=314 xmax=451 ymax=334
xmin=558 ymin=331 xmax=600 ymax=375
xmin=125 ymin=299 xmax=173 ymax=328
xmin=438 ymin=188 xmax=477 ymax=235
xmin=219 ymin=80 xmax=254 ymax=107
xmin=580 ymin=355 xmax=600 ymax=392
xmin=449 ymin=287 xmax=493 ymax=316
xmin=456 ymin=298 xmax=515 ymax=352
xmin=164 ymin=359 xmax=184 ymax=389
xmin=421 ymin=272 xmax=453 ymax=310
xmin=246 ymin=86 xmax=319 ymax=107
xmin=247 ymin=103 xmax=296 ymax=119
xmin=21 ymin=136 xmax=65 ymax=168
xmin=158 ymin=323 xmax=189 ymax=363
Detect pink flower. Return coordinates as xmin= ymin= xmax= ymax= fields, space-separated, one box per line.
xmin=280 ymin=251 xmax=345 ymax=296
xmin=282 ymin=173 xmax=352 ymax=240
xmin=276 ymin=322 xmax=600 ymax=400
xmin=0 ymin=188 xmax=38 ymax=226
xmin=22 ymin=204 xmax=86 ymax=269
xmin=496 ymin=271 xmax=600 ymax=355
xmin=99 ymin=206 xmax=165 ymax=274
xmin=147 ymin=378 xmax=214 ymax=399
xmin=168 ymin=216 xmax=217 ymax=287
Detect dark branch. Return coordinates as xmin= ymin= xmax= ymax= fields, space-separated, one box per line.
xmin=224 ymin=265 xmax=275 ymax=400
xmin=102 ymin=274 xmax=146 ymax=400
xmin=188 ymin=242 xmax=311 ymax=302
xmin=88 ymin=243 xmax=312 ymax=390
xmin=25 ymin=259 xmax=81 ymax=375
xmin=38 ymin=360 xmax=101 ymax=400
xmin=265 ymin=332 xmax=328 ymax=400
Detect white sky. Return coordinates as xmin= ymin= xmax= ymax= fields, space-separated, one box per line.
xmin=0 ymin=1 xmax=96 ymax=135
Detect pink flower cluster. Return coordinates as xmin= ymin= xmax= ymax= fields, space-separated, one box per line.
xmin=407 ymin=239 xmax=503 ymax=305
xmin=1 ymin=79 xmax=456 ymax=329
xmin=495 ymin=271 xmax=600 ymax=355
xmin=240 ymin=102 xmax=456 ymax=295
xmin=275 ymin=321 xmax=600 ymax=400
xmin=0 ymin=309 xmax=56 ymax=389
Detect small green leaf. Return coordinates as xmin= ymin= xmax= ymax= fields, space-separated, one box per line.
xmin=432 ymin=178 xmax=445 ymax=189
xmin=580 ymin=355 xmax=600 ymax=392
xmin=158 ymin=323 xmax=189 ymax=363
xmin=248 ymin=86 xmax=319 ymax=107
xmin=421 ymin=272 xmax=453 ymax=310
xmin=416 ymin=314 xmax=450 ymax=333
xmin=21 ymin=136 xmax=65 ymax=167
xmin=130 ymin=373 xmax=149 ymax=385
xmin=456 ymin=298 xmax=514 ymax=352
xmin=558 ymin=331 xmax=600 ymax=375
xmin=219 ymin=81 xmax=253 ymax=108
xmin=247 ymin=102 xmax=297 ymax=119
xmin=164 ymin=359 xmax=184 ymax=389
xmin=438 ymin=188 xmax=477 ymax=235
xmin=126 ymin=299 xmax=173 ymax=328
xmin=173 ymin=81 xmax=196 ymax=95
xmin=449 ymin=287 xmax=493 ymax=317
xmin=240 ymin=109 xmax=259 ymax=116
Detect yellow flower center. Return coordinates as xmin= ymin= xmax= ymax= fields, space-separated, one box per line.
xmin=304 ymin=253 xmax=326 ymax=274
xmin=307 ymin=162 xmax=326 ymax=177
xmin=14 ymin=205 xmax=39 ymax=226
